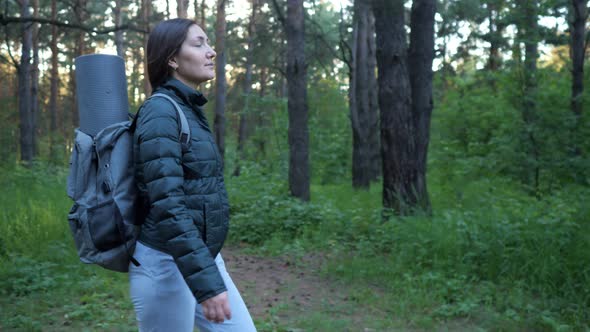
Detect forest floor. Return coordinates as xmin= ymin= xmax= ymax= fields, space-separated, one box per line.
xmin=222 ymin=246 xmax=474 ymax=332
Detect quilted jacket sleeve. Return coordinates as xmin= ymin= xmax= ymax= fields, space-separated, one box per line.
xmin=135 ymin=99 xmax=227 ymax=303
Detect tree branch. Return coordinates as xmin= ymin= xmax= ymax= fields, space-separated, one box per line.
xmin=0 ymin=15 xmax=148 ymax=34
xmin=3 ymin=25 xmax=19 ymax=70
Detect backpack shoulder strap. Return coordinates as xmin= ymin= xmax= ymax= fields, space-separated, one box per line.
xmin=149 ymin=93 xmax=191 ymax=145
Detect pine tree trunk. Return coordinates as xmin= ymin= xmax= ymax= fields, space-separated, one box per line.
xmin=570 ymin=0 xmax=586 ymax=157
xmin=198 ymin=0 xmax=207 ymax=28
xmin=374 ymin=0 xmax=434 ymax=216
xmin=142 ymin=0 xmax=152 ymax=96
xmin=18 ymin=0 xmax=34 ymax=164
xmin=30 ymin=0 xmax=39 ymax=156
xmin=71 ymin=0 xmax=88 ymax=129
xmin=234 ymin=0 xmax=258 ymax=176
xmin=49 ymin=0 xmax=59 ymax=145
xmin=256 ymin=66 xmax=267 ymax=158
xmin=114 ymin=0 xmax=125 ymax=58
xmin=408 ymin=0 xmax=436 ymax=213
xmin=522 ymin=0 xmax=540 ymax=192
xmin=287 ymin=0 xmax=310 ymax=201
xmin=214 ymin=0 xmax=227 ymax=167
xmin=178 ymin=0 xmax=189 ymax=18
xmin=351 ymin=0 xmax=379 ymax=189
xmin=367 ymin=10 xmax=380 ymax=181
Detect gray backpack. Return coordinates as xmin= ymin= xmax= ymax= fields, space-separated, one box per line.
xmin=66 ymin=93 xmax=190 ymax=272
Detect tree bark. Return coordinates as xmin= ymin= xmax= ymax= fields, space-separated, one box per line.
xmin=522 ymin=0 xmax=540 ymax=191
xmin=178 ymin=0 xmax=189 ymax=18
xmin=373 ymin=0 xmax=434 ymax=216
xmin=142 ymin=0 xmax=152 ymax=96
xmin=234 ymin=0 xmax=258 ymax=176
xmin=367 ymin=11 xmax=380 ymax=181
xmin=49 ymin=0 xmax=59 ymax=141
xmin=71 ymin=0 xmax=88 ymax=129
xmin=114 ymin=0 xmax=125 ymax=57
xmin=485 ymin=0 xmax=507 ymax=71
xmin=570 ymin=0 xmax=586 ymax=155
xmin=31 ymin=0 xmax=39 ymax=156
xmin=195 ymin=0 xmax=207 ymax=28
xmin=351 ymin=0 xmax=379 ymax=189
xmin=214 ymin=0 xmax=227 ymax=167
xmin=287 ymin=0 xmax=310 ymax=201
xmin=408 ymin=0 xmax=436 ymax=213
xmin=17 ymin=0 xmax=34 ymax=164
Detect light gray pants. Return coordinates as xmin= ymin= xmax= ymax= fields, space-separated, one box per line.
xmin=129 ymin=241 xmax=257 ymax=332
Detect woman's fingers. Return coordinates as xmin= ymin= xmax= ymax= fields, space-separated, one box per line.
xmin=201 ymin=291 xmax=231 ymax=323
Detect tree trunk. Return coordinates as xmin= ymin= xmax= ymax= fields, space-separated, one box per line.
xmin=287 ymin=0 xmax=310 ymax=201
xmin=114 ymin=0 xmax=125 ymax=58
xmin=256 ymin=66 xmax=268 ymax=157
xmin=17 ymin=0 xmax=34 ymax=164
xmin=234 ymin=0 xmax=258 ymax=177
xmin=71 ymin=0 xmax=88 ymax=129
xmin=570 ymin=0 xmax=586 ymax=156
xmin=196 ymin=0 xmax=207 ymax=28
xmin=178 ymin=0 xmax=189 ymax=18
xmin=142 ymin=0 xmax=152 ymax=96
xmin=374 ymin=0 xmax=433 ymax=216
xmin=30 ymin=0 xmax=39 ymax=156
xmin=166 ymin=0 xmax=171 ymax=19
xmin=522 ymin=0 xmax=540 ymax=192
xmin=49 ymin=0 xmax=59 ymax=144
xmin=367 ymin=11 xmax=380 ymax=181
xmin=351 ymin=0 xmax=379 ymax=189
xmin=485 ymin=0 xmax=507 ymax=71
xmin=214 ymin=0 xmax=227 ymax=167
xmin=408 ymin=0 xmax=436 ymax=213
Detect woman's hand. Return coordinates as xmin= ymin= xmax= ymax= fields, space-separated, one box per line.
xmin=201 ymin=291 xmax=231 ymax=323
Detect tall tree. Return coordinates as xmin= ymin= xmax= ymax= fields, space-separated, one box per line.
xmin=178 ymin=0 xmax=189 ymax=18
xmin=408 ymin=0 xmax=436 ymax=212
xmin=49 ymin=0 xmax=59 ymax=148
xmin=234 ymin=0 xmax=259 ymax=176
xmin=17 ymin=0 xmax=34 ymax=164
xmin=70 ymin=0 xmax=88 ymax=128
xmin=373 ymin=0 xmax=435 ymax=215
xmin=286 ymin=0 xmax=310 ymax=200
xmin=484 ymin=0 xmax=509 ymax=71
xmin=141 ymin=0 xmax=152 ymax=96
xmin=113 ymin=0 xmax=125 ymax=57
xmin=30 ymin=0 xmax=39 ymax=156
xmin=520 ymin=0 xmax=540 ymax=191
xmin=351 ymin=0 xmax=379 ymax=189
xmin=570 ymin=0 xmax=587 ymax=156
xmin=214 ymin=0 xmax=227 ymax=165
xmin=195 ymin=0 xmax=207 ymax=28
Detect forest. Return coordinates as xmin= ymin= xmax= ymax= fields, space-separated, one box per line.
xmin=1 ymin=0 xmax=589 ymax=330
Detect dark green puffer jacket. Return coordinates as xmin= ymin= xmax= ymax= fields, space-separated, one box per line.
xmin=133 ymin=77 xmax=229 ymax=303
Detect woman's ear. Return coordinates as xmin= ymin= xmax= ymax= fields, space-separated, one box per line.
xmin=168 ymin=57 xmax=178 ymax=71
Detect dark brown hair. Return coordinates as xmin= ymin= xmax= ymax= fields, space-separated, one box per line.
xmin=147 ymin=18 xmax=197 ymax=90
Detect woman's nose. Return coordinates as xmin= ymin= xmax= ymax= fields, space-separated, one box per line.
xmin=208 ymin=46 xmax=217 ymax=59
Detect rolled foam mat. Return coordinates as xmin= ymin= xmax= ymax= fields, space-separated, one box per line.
xmin=75 ymin=54 xmax=129 ymax=136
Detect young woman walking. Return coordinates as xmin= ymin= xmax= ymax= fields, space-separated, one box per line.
xmin=129 ymin=18 xmax=256 ymax=332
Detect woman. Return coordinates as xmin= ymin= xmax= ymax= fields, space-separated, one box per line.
xmin=130 ymin=18 xmax=256 ymax=331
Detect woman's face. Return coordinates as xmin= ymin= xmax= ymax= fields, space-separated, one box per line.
xmin=169 ymin=24 xmax=217 ymax=87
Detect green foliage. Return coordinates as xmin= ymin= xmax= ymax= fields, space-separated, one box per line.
xmin=308 ymin=79 xmax=351 ymax=184
xmin=434 ymin=65 xmax=590 ymax=192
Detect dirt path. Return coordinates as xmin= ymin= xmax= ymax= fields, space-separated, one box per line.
xmin=221 ymin=246 xmax=361 ymax=328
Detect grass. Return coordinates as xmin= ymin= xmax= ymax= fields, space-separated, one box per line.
xmin=1 ymin=161 xmax=589 ymax=331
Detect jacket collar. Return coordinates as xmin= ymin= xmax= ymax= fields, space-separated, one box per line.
xmin=157 ymin=77 xmax=208 ymax=108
